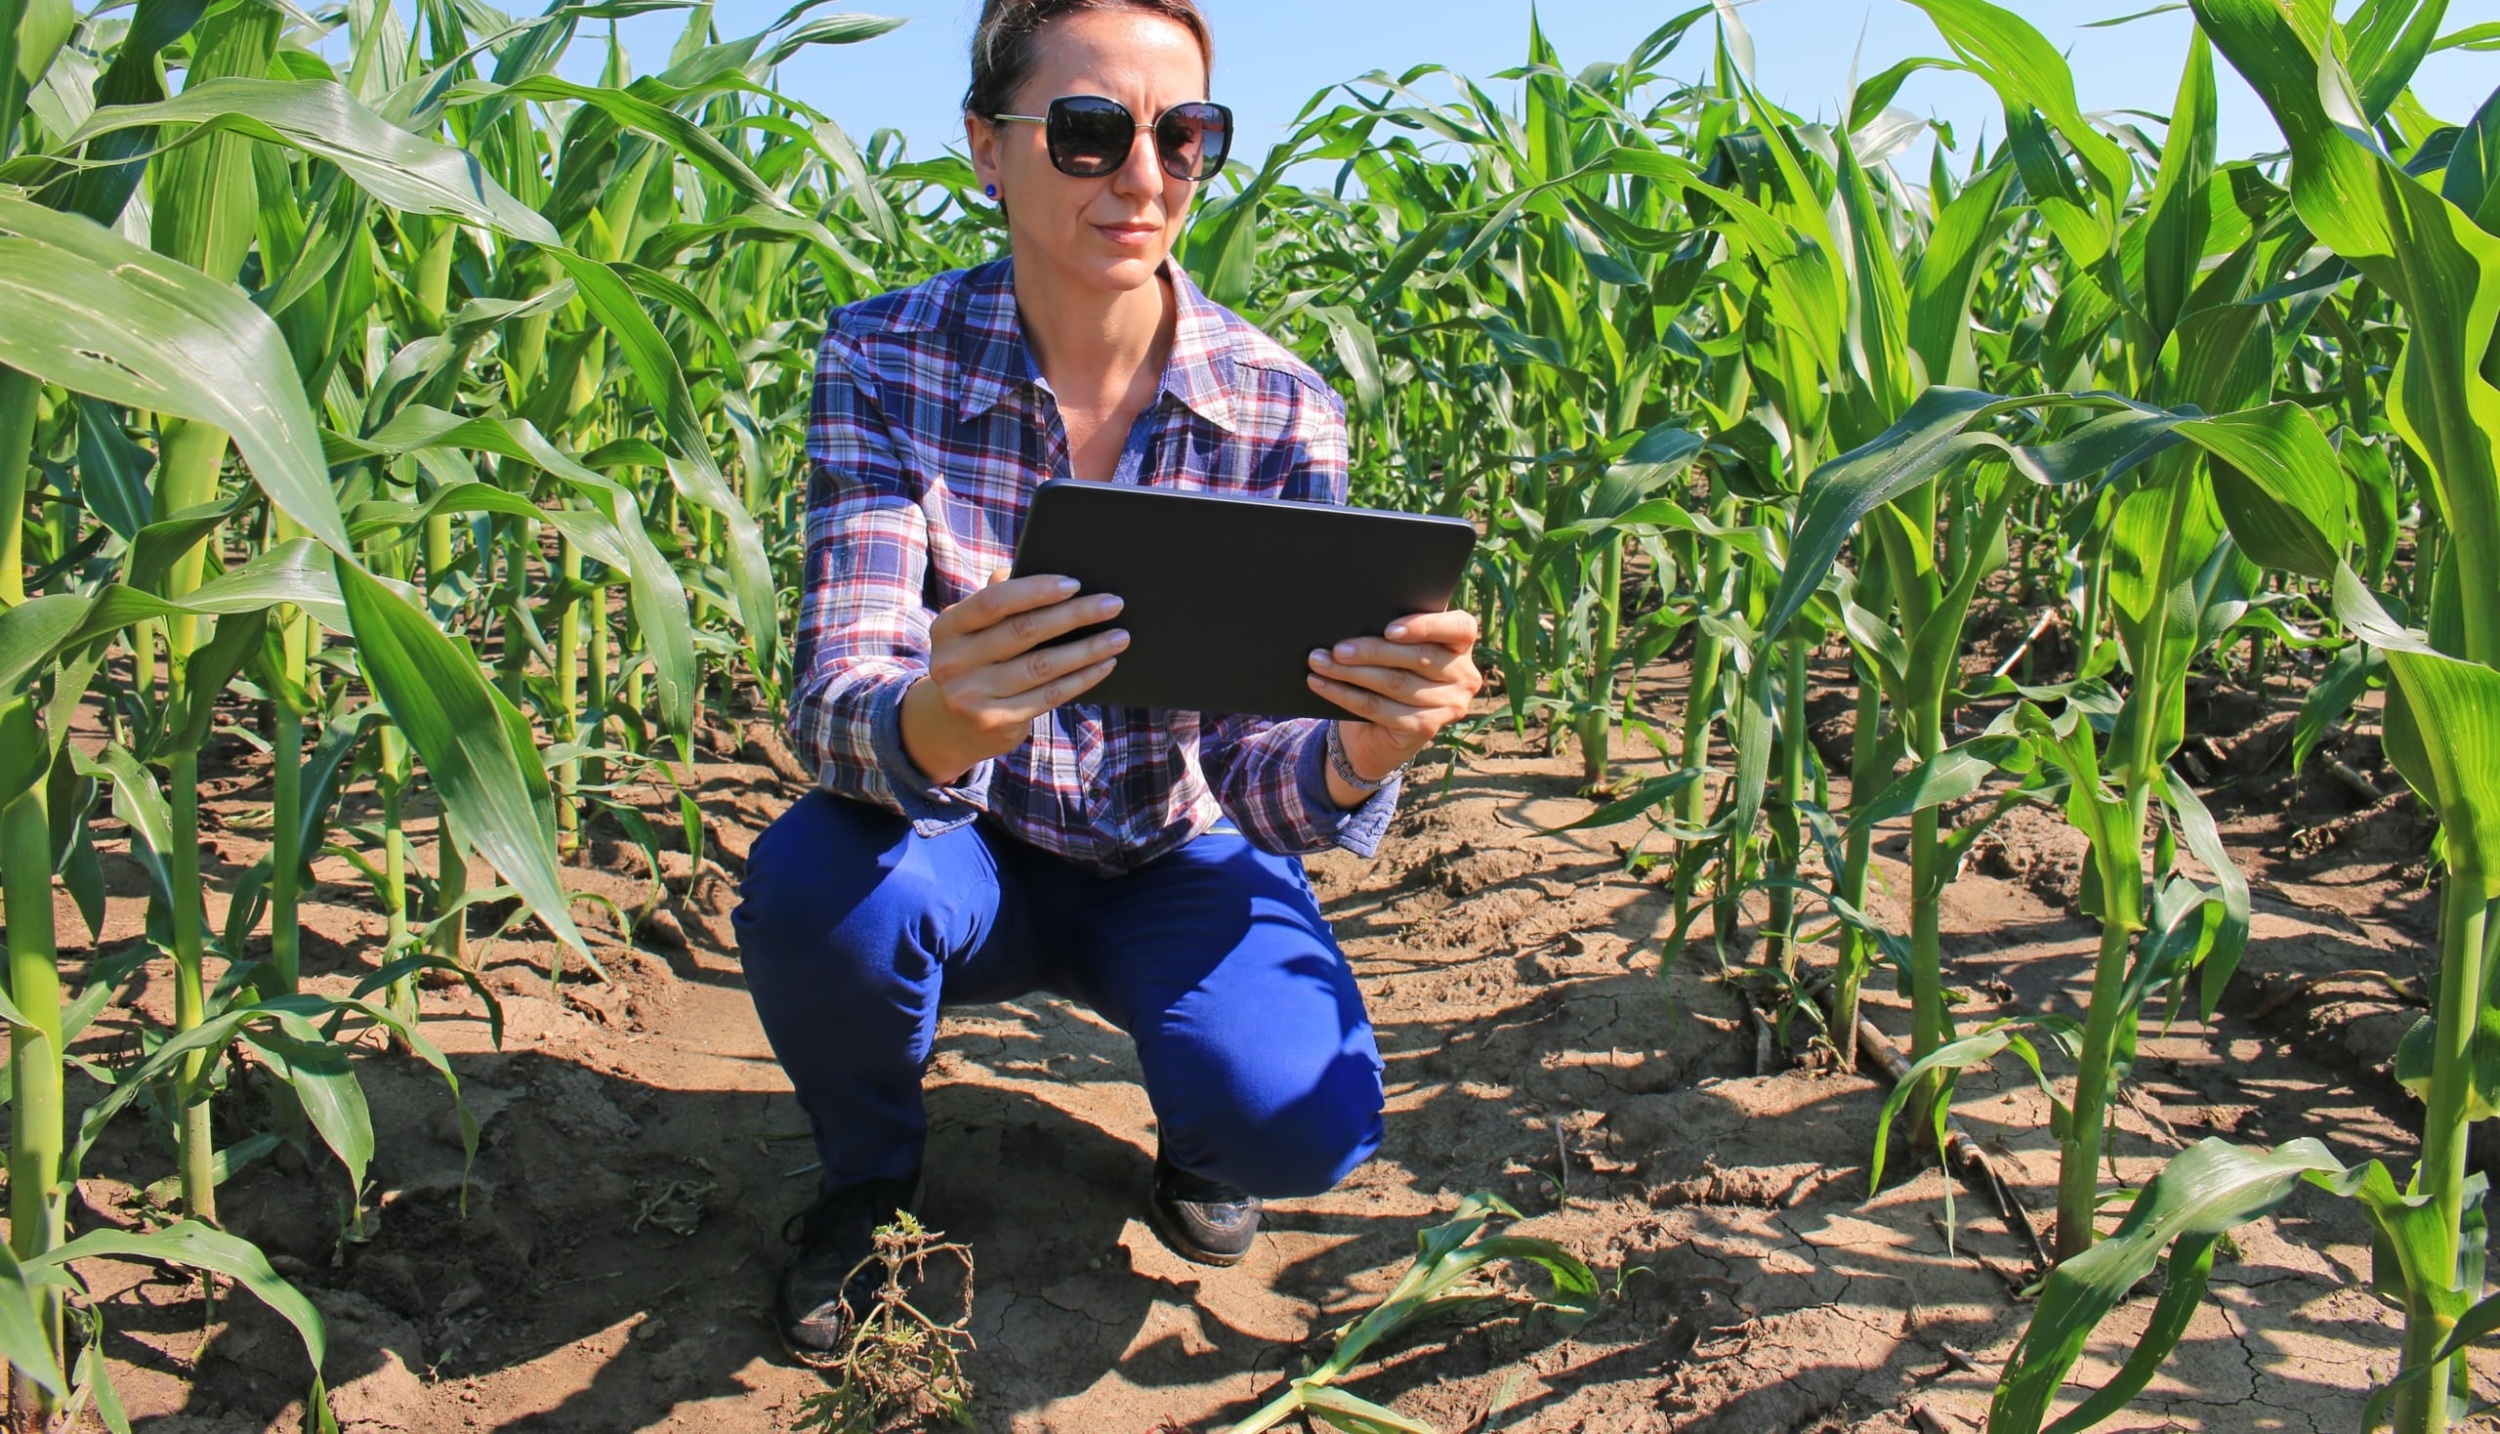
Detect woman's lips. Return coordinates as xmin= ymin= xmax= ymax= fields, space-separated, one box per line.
xmin=1095 ymin=222 xmax=1160 ymax=247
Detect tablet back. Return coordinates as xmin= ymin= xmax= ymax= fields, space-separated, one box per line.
xmin=1008 ymin=480 xmax=1477 ymax=720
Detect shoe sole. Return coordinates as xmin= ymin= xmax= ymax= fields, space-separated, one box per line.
xmin=1147 ymin=1194 xmax=1254 ymax=1268
xmin=779 ymin=1330 xmax=848 ymax=1372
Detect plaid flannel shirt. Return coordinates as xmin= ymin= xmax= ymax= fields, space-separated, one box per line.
xmin=788 ymin=257 xmax=1401 ymax=876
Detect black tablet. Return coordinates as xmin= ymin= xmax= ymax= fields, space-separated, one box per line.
xmin=1008 ymin=480 xmax=1478 ymax=720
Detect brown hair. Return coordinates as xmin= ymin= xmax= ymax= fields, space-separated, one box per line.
xmin=963 ymin=0 xmax=1214 ymax=120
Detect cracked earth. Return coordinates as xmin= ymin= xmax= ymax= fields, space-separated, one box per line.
xmin=41 ymin=653 xmax=2500 ymax=1431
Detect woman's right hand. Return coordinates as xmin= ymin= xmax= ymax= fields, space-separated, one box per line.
xmin=898 ymin=568 xmax=1127 ymax=785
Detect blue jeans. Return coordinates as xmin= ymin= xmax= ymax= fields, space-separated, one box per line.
xmin=731 ymin=791 xmax=1386 ymax=1198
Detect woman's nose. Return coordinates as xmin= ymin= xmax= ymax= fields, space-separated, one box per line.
xmin=1111 ymin=121 xmax=1166 ymax=200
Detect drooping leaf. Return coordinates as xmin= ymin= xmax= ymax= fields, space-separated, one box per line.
xmin=2172 ymin=402 xmax=2349 ymax=579
xmin=1990 ymin=1138 xmax=2349 ymax=1434
xmin=0 ymin=196 xmax=350 ymax=554
xmin=35 ymin=1221 xmax=327 ymax=1392
xmin=2335 ymin=568 xmax=2500 ymax=896
xmin=334 ymin=558 xmax=587 ymax=952
xmin=1764 ymin=386 xmax=2035 ymax=644
xmin=64 ymin=78 xmax=559 ymax=244
xmin=0 ymin=1243 xmax=65 ymax=1398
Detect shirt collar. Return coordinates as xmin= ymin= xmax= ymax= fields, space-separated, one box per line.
xmin=953 ymin=257 xmax=1240 ymax=433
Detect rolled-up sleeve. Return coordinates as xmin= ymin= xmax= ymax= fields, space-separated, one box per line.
xmin=787 ymin=326 xmax=991 ymax=834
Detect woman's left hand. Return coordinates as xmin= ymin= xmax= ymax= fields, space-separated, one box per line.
xmin=1307 ymin=609 xmax=1483 ymax=780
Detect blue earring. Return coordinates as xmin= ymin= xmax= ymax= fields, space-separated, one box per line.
xmin=984 ymin=183 xmax=998 ymax=199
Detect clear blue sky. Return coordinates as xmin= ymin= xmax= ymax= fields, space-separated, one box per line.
xmin=591 ymin=0 xmax=2497 ymax=175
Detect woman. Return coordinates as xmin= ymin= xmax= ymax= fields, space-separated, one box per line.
xmin=731 ymin=0 xmax=1480 ymax=1364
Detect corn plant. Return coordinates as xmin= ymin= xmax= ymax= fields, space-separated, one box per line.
xmin=1223 ymin=1193 xmax=1597 ymax=1434
xmin=1 ymin=0 xmax=926 ymax=1414
xmin=1966 ymin=2 xmax=2500 ymax=1431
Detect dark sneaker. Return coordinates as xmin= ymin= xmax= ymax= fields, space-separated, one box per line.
xmin=1149 ymin=1147 xmax=1261 ymax=1267
xmin=776 ymin=1171 xmax=923 ymax=1366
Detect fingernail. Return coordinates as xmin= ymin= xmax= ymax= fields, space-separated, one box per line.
xmin=1107 ymin=629 xmax=1130 ymax=648
xmin=1308 ymin=674 xmax=1324 ymax=687
xmin=1386 ymin=622 xmax=1409 ymax=639
xmin=1309 ymin=649 xmax=1330 ymax=666
xmin=1055 ymin=577 xmax=1079 ymax=594
xmin=1334 ymin=642 xmax=1358 ymax=660
xmin=1098 ymin=595 xmax=1123 ymax=614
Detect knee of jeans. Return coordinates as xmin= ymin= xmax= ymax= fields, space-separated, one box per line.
xmin=1163 ymin=1046 xmax=1385 ymax=1199
xmin=732 ymin=795 xmax=927 ymax=974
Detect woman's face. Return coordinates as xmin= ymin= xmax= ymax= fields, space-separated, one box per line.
xmin=967 ymin=9 xmax=1209 ymax=297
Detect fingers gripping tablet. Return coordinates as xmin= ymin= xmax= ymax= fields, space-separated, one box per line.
xmin=1007 ymin=481 xmax=1477 ymax=719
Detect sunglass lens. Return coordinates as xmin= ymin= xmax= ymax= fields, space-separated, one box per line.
xmin=1047 ymin=96 xmax=1134 ymax=176
xmin=1159 ymin=103 xmax=1231 ymax=180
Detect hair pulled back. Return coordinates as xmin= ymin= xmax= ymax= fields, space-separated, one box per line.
xmin=963 ymin=0 xmax=1214 ymax=120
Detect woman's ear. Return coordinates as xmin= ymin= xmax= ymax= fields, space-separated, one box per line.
xmin=965 ymin=112 xmax=1004 ymax=200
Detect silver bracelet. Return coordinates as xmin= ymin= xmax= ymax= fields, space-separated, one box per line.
xmin=1326 ymin=721 xmax=1405 ymax=795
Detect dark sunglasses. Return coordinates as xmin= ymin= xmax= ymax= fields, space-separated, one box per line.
xmin=990 ymin=95 xmax=1233 ymax=182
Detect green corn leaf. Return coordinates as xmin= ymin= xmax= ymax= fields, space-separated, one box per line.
xmin=2170 ymin=403 xmax=2348 ymax=579
xmin=0 ymin=196 xmax=349 ymax=554
xmin=450 ymin=73 xmax=852 ymax=260
xmin=1869 ymin=1020 xmax=2064 ymax=1195
xmin=77 ymin=745 xmax=172 ymax=902
xmin=2015 ymin=703 xmax=2137 ymax=925
xmin=2194 ymin=0 xmax=2500 ymax=669
xmin=1306 ymin=305 xmax=1385 ymax=422
xmin=1906 ymin=162 xmax=2017 ymax=389
xmin=2334 ymin=567 xmax=2500 ymax=897
xmin=74 ymin=397 xmax=157 ymax=541
xmin=48 ymin=0 xmax=213 ymax=224
xmin=0 ymin=1243 xmax=65 ymax=1398
xmin=1846 ymin=734 xmax=2025 ymax=834
xmin=143 ymin=0 xmax=272 ymax=284
xmin=1294 ymin=1383 xmax=1439 ymax=1434
xmin=71 ymin=1005 xmax=282 ymax=1165
xmin=2342 ymin=0 xmax=2450 ymax=123
xmin=0 ymin=594 xmax=95 ymax=698
xmin=63 ymin=77 xmax=558 ymax=244
xmin=1847 ymin=56 xmax=1958 ymax=135
xmin=36 ymin=1220 xmax=327 ymax=1396
xmin=335 ymin=557 xmax=587 ymax=952
xmin=2159 ymin=769 xmax=2250 ymax=1017
xmin=243 ymin=1014 xmax=373 ymax=1208
xmin=1 ymin=550 xmax=354 ymax=702
xmin=2388 ymin=1008 xmax=2500 ymax=1123
xmin=340 ymin=407 xmax=696 ymax=743
xmin=2442 ymin=83 xmax=2499 ymax=236
xmin=171 ymin=608 xmax=269 ymax=751
xmin=1538 ymin=769 xmax=1703 ymax=834
xmin=1904 ymin=0 xmax=2131 ymax=260
xmin=1989 ymin=1138 xmax=2348 ymax=1434
xmin=1763 ymin=386 xmax=2034 ymax=644
xmin=544 ymin=247 xmax=778 ymax=680
xmin=2039 ymin=1230 xmax=2225 ymax=1434
xmin=2291 ymin=642 xmax=2380 ymax=773
xmin=2140 ymin=30 xmax=2218 ymax=346
xmin=1833 ymin=131 xmax=1915 ymax=421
